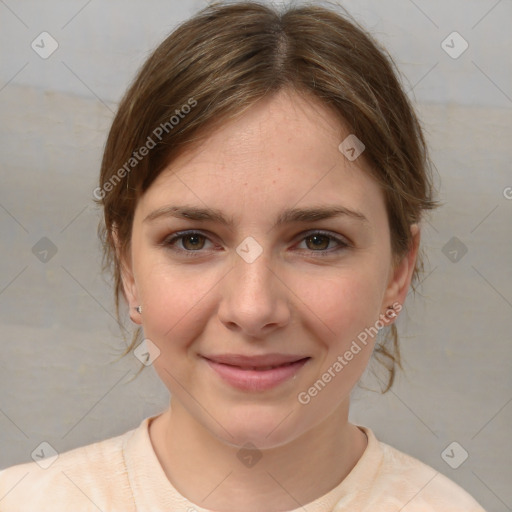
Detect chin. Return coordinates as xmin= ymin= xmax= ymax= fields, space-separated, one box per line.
xmin=209 ymin=404 xmax=306 ymax=450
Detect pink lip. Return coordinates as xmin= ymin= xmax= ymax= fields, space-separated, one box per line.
xmin=202 ymin=353 xmax=310 ymax=392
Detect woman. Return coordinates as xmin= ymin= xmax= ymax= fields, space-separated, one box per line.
xmin=0 ymin=2 xmax=486 ymax=510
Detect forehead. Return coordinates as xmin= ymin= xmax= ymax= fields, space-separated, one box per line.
xmin=176 ymin=90 xmax=347 ymax=176
xmin=136 ymin=90 xmax=386 ymax=227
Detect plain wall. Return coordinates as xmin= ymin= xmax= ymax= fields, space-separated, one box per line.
xmin=1 ymin=1 xmax=511 ymax=510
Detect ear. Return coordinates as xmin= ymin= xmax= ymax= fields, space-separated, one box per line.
xmin=112 ymin=226 xmax=142 ymax=325
xmin=381 ymin=224 xmax=420 ymax=321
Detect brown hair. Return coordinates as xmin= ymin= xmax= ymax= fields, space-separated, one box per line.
xmin=96 ymin=1 xmax=437 ymax=391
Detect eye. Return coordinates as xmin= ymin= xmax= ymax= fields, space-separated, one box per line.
xmin=297 ymin=231 xmax=350 ymax=254
xmin=162 ymin=230 xmax=350 ymax=257
xmin=163 ymin=231 xmax=214 ymax=252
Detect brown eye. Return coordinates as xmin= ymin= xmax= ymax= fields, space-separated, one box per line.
xmin=297 ymin=231 xmax=349 ymax=256
xmin=181 ymin=234 xmax=206 ymax=250
xmin=305 ymin=234 xmax=331 ymax=251
xmin=163 ymin=230 xmax=216 ymax=256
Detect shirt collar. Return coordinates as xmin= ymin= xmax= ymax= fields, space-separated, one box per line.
xmin=123 ymin=415 xmax=383 ymax=512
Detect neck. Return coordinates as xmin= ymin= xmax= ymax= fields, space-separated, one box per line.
xmin=149 ymin=400 xmax=367 ymax=512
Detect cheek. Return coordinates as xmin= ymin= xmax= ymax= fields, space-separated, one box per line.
xmin=134 ymin=259 xmax=225 ymax=356
xmin=296 ymin=267 xmax=386 ymax=346
xmin=291 ymin=271 xmax=385 ymax=415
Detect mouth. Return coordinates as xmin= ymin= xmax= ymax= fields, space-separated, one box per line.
xmin=233 ymin=362 xmax=302 ymax=371
xmin=202 ymin=354 xmax=311 ymax=391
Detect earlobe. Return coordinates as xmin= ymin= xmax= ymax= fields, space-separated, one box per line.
xmin=123 ymin=269 xmax=142 ymax=325
xmin=112 ymin=226 xmax=141 ymax=325
xmin=382 ymin=224 xmax=421 ymax=317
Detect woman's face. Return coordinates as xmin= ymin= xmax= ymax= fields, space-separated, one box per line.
xmin=122 ymin=89 xmax=417 ymax=448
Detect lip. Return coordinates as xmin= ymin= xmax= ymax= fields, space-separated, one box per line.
xmin=202 ymin=353 xmax=310 ymax=392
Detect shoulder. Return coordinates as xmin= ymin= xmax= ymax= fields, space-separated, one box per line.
xmin=366 ymin=430 xmax=486 ymax=511
xmin=0 ymin=425 xmax=139 ymax=512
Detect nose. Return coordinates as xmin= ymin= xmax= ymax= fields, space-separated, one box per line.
xmin=217 ymin=250 xmax=291 ymax=339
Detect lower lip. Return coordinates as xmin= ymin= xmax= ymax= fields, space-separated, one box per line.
xmin=204 ymin=358 xmax=309 ymax=392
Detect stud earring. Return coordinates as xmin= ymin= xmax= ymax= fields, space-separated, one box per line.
xmin=135 ymin=305 xmax=142 ymax=314
xmin=386 ymin=304 xmax=397 ymax=318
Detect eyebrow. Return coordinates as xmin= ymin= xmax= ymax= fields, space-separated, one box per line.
xmin=144 ymin=204 xmax=369 ymax=228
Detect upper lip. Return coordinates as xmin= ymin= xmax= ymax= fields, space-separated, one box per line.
xmin=202 ymin=353 xmax=309 ymax=368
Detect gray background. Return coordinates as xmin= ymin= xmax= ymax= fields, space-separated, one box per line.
xmin=0 ymin=0 xmax=511 ymax=510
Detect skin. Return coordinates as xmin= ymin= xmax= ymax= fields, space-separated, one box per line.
xmin=118 ymin=88 xmax=420 ymax=511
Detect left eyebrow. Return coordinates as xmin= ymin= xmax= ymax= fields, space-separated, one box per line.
xmin=274 ymin=205 xmax=369 ymax=228
xmin=143 ymin=204 xmax=369 ymax=228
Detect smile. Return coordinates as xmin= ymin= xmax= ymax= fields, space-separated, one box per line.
xmin=202 ymin=354 xmax=311 ymax=392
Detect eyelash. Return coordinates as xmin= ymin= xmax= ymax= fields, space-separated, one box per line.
xmin=162 ymin=230 xmax=350 ymax=258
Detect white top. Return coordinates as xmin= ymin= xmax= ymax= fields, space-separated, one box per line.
xmin=0 ymin=415 xmax=485 ymax=511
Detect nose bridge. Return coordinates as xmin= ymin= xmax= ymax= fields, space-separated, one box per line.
xmin=232 ymin=245 xmax=277 ymax=303
xmin=218 ymin=242 xmax=290 ymax=335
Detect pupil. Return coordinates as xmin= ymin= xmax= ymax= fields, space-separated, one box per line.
xmin=308 ymin=235 xmax=328 ymax=250
xmin=185 ymin=235 xmax=203 ymax=250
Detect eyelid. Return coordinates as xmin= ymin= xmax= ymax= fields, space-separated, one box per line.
xmin=162 ymin=229 xmax=351 ymax=255
xmin=299 ymin=229 xmax=350 ymax=244
xmin=295 ymin=230 xmax=351 ymax=252
xmin=162 ymin=229 xmax=217 ymax=252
